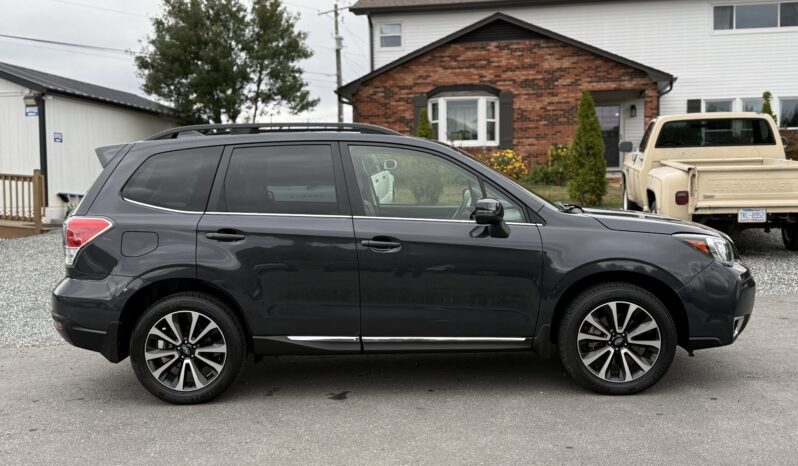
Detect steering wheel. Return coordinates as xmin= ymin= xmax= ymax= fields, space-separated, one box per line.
xmin=453 ymin=184 xmax=481 ymax=220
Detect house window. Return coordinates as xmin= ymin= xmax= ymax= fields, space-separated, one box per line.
xmin=428 ymin=96 xmax=500 ymax=147
xmin=713 ymin=2 xmax=798 ymax=30
xmin=379 ymin=23 xmax=402 ymax=48
xmin=780 ymin=98 xmax=798 ymax=128
xmin=742 ymin=97 xmax=765 ymax=113
xmin=705 ymin=99 xmax=734 ymax=112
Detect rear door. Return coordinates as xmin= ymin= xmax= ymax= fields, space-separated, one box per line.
xmin=341 ymin=143 xmax=543 ymax=352
xmin=196 ymin=143 xmax=360 ymax=353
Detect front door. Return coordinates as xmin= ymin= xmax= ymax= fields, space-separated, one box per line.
xmin=196 ymin=143 xmax=360 ymax=352
xmin=596 ymin=105 xmax=621 ymax=169
xmin=342 ymin=143 xmax=543 ymax=351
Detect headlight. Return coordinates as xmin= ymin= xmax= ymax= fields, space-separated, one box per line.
xmin=675 ymin=234 xmax=735 ymax=266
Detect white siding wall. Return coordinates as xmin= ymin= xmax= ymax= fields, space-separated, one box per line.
xmin=45 ymin=95 xmax=171 ymax=217
xmin=371 ymin=0 xmax=798 ymax=122
xmin=0 ymin=79 xmax=40 ymax=176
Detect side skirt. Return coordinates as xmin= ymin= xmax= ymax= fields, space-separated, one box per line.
xmin=252 ymin=336 xmax=532 ymax=355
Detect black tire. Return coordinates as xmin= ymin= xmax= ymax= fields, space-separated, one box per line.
xmin=557 ymin=282 xmax=677 ymax=395
xmin=130 ymin=292 xmax=246 ymax=404
xmin=782 ymin=224 xmax=798 ymax=251
xmin=622 ymin=186 xmax=642 ymax=211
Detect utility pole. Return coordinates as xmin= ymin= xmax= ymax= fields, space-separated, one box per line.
xmin=334 ymin=2 xmax=343 ymax=122
xmin=320 ymin=2 xmax=345 ymax=122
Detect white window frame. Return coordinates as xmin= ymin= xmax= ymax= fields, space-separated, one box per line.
xmin=704 ymin=98 xmax=735 ymax=112
xmin=779 ymin=96 xmax=798 ymax=129
xmin=740 ymin=97 xmax=766 ymax=113
xmin=711 ymin=2 xmax=798 ymax=34
xmin=428 ymin=96 xmax=500 ymax=147
xmin=377 ymin=22 xmax=403 ymax=50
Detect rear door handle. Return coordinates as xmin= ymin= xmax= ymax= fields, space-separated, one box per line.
xmin=361 ymin=238 xmax=401 ymax=251
xmin=206 ymin=231 xmax=246 ymax=242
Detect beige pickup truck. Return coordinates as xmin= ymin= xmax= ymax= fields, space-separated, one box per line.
xmin=621 ymin=112 xmax=798 ymax=250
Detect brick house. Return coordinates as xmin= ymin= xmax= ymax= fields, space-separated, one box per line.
xmin=339 ymin=13 xmax=673 ymax=167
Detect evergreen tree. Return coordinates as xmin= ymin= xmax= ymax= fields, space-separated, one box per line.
xmin=568 ymin=91 xmax=607 ymax=206
xmin=416 ymin=109 xmax=435 ymax=139
xmin=761 ymin=91 xmax=778 ymax=124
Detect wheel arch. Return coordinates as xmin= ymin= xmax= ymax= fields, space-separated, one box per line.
xmin=116 ymin=277 xmax=253 ymax=361
xmin=545 ymin=270 xmax=690 ymax=351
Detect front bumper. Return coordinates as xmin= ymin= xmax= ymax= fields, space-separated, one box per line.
xmin=51 ymin=275 xmax=135 ymax=362
xmin=678 ymin=260 xmax=755 ymax=351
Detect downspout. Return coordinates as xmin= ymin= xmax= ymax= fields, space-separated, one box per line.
xmin=36 ymin=93 xmax=48 ymax=207
xmin=368 ymin=14 xmax=374 ymax=71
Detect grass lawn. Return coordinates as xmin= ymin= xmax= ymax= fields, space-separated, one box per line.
xmin=520 ymin=182 xmax=623 ymax=209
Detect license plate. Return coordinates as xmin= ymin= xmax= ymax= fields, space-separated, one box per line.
xmin=738 ymin=208 xmax=767 ymax=223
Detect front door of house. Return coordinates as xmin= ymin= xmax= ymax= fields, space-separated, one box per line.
xmin=596 ymin=105 xmax=621 ymax=169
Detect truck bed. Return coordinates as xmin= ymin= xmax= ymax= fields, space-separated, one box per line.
xmin=660 ymin=158 xmax=798 ymax=214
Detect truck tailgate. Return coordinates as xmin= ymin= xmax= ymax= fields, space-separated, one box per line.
xmin=664 ymin=158 xmax=798 ymax=214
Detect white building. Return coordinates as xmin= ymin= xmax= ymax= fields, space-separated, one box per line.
xmin=345 ymin=0 xmax=798 ymax=165
xmin=0 ymin=62 xmax=172 ymax=219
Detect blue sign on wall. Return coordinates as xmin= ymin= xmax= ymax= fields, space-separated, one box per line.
xmin=25 ymin=106 xmax=38 ymax=117
xmin=54 ymin=132 xmax=64 ymax=143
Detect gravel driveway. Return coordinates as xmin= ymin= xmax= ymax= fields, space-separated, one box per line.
xmin=0 ymin=228 xmax=796 ymax=348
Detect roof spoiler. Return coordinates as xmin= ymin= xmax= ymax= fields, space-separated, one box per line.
xmin=95 ymin=144 xmax=127 ymax=167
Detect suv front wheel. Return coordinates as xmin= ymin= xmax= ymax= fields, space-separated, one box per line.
xmin=558 ymin=283 xmax=677 ymax=395
xmin=130 ymin=292 xmax=246 ymax=404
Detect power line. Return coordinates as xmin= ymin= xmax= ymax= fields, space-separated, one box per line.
xmin=0 ymin=33 xmax=131 ymax=55
xmin=0 ymin=38 xmax=133 ymax=62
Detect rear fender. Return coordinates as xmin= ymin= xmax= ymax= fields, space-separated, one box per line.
xmin=647 ymin=166 xmax=690 ymax=218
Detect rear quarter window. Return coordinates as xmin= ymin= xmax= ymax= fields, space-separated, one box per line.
xmin=655 ymin=118 xmax=775 ymax=148
xmin=121 ymin=147 xmax=222 ymax=212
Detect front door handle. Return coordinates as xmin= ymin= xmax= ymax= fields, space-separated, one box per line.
xmin=206 ymin=231 xmax=246 ymax=242
xmin=361 ymin=237 xmax=401 ymax=251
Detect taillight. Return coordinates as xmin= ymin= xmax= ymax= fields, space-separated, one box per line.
xmin=675 ymin=191 xmax=689 ymax=206
xmin=63 ymin=216 xmax=113 ymax=265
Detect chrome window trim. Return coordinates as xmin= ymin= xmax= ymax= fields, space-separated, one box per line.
xmin=205 ymin=211 xmax=350 ymax=219
xmin=352 ymin=215 xmax=540 ymax=226
xmin=361 ymin=336 xmax=527 ymax=343
xmin=122 ymin=197 xmax=203 ymax=215
xmin=287 ymin=336 xmax=360 ymax=342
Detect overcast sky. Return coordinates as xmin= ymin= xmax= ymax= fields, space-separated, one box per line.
xmin=0 ymin=0 xmax=369 ymax=122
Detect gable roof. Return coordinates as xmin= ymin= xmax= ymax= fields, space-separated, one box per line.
xmin=338 ymin=13 xmax=674 ymax=99
xmin=0 ymin=61 xmax=166 ymax=114
xmin=351 ymin=0 xmax=613 ymax=14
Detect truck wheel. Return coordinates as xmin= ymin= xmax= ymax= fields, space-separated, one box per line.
xmin=130 ymin=292 xmax=246 ymax=404
xmin=558 ymin=282 xmax=677 ymax=395
xmin=783 ymin=224 xmax=798 ymax=251
xmin=622 ymin=185 xmax=642 ymax=211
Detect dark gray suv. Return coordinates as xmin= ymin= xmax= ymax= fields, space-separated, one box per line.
xmin=52 ymin=123 xmax=755 ymax=404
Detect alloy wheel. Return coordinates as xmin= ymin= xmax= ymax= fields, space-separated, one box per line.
xmin=144 ymin=310 xmax=227 ymax=391
xmin=576 ymin=301 xmax=661 ymax=383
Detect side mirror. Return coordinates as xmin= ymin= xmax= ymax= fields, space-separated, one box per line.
xmin=619 ymin=141 xmax=634 ymax=153
xmin=383 ymin=159 xmax=397 ymax=170
xmin=474 ymin=198 xmax=510 ymax=238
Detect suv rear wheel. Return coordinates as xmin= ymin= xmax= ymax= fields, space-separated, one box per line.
xmin=130 ymin=292 xmax=246 ymax=404
xmin=558 ymin=282 xmax=676 ymax=395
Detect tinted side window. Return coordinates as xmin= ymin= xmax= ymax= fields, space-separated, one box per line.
xmin=223 ymin=145 xmax=338 ymax=215
xmin=122 ymin=147 xmax=221 ymax=212
xmin=350 ymin=145 xmax=480 ymax=220
xmin=655 ymin=119 xmax=775 ymax=148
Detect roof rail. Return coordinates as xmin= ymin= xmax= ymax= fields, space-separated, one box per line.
xmin=146 ymin=122 xmax=403 ymax=140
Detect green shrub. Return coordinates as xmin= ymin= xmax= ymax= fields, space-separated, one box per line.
xmin=548 ymin=144 xmax=571 ymax=186
xmin=568 ymin=91 xmax=607 ymax=206
xmin=398 ymin=157 xmax=443 ymax=204
xmin=762 ymin=91 xmax=777 ymax=124
xmin=417 ymin=109 xmax=435 ymax=139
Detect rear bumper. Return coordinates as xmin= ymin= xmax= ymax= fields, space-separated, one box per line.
xmin=51 ymin=275 xmax=133 ymax=362
xmin=678 ymin=260 xmax=756 ymax=351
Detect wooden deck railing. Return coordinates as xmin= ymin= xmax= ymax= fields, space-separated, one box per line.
xmin=0 ymin=170 xmax=45 ymax=233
